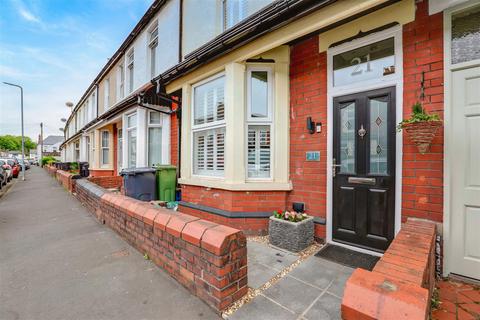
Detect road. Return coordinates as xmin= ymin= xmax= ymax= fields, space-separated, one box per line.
xmin=0 ymin=166 xmax=218 ymax=320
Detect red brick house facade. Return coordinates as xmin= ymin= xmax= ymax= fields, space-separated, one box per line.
xmin=178 ymin=0 xmax=446 ymax=243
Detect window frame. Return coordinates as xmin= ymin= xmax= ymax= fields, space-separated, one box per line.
xmin=74 ymin=140 xmax=80 ymax=161
xmin=126 ymin=49 xmax=135 ymax=94
xmin=91 ymin=132 xmax=95 ymax=166
xmin=86 ymin=136 xmax=90 ymax=162
xmin=117 ymin=128 xmax=123 ymax=171
xmin=245 ymin=66 xmax=274 ymax=180
xmin=191 ymin=72 xmax=226 ymax=131
xmin=118 ymin=63 xmax=125 ymax=100
xmin=147 ymin=111 xmax=163 ymax=167
xmin=223 ymin=0 xmax=247 ymax=31
xmin=148 ymin=21 xmax=159 ymax=79
xmin=126 ymin=112 xmax=137 ymax=168
xmin=100 ymin=130 xmax=110 ymax=167
xmin=104 ymin=78 xmax=110 ymax=109
xmin=246 ymin=66 xmax=273 ymax=122
xmin=191 ymin=72 xmax=227 ymax=178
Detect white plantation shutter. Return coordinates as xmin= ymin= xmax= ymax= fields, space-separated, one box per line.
xmin=194 ymin=128 xmax=225 ymax=176
xmin=248 ymin=125 xmax=271 ymax=178
xmin=194 ymin=76 xmax=225 ymax=126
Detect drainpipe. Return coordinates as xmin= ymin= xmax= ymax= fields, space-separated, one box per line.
xmin=178 ymin=0 xmax=183 ymax=63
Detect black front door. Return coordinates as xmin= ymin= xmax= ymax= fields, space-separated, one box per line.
xmin=332 ymin=87 xmax=396 ymax=252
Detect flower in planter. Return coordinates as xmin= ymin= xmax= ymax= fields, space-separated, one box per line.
xmin=272 ymin=210 xmax=308 ymax=223
xmin=397 ymin=102 xmax=442 ymax=154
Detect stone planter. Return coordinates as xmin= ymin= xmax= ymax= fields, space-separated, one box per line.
xmin=269 ymin=216 xmax=314 ymax=252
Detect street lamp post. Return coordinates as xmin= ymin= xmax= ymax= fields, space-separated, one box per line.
xmin=3 ymin=82 xmax=26 ymax=181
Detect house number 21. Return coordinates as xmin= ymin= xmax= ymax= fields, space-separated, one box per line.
xmin=351 ymin=53 xmax=372 ymax=76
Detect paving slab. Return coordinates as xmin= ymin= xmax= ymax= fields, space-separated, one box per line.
xmin=304 ymin=292 xmax=342 ymax=320
xmin=288 ymin=257 xmax=341 ymax=290
xmin=263 ymin=276 xmax=322 ymax=314
xmin=229 ymin=294 xmax=297 ymax=320
xmin=247 ymin=261 xmax=280 ymax=289
xmin=326 ymin=267 xmax=354 ymax=298
xmin=0 ymin=167 xmax=218 ymax=320
xmin=247 ymin=241 xmax=297 ymax=271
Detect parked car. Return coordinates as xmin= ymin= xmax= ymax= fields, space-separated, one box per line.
xmin=0 ymin=163 xmax=7 ymax=187
xmin=0 ymin=160 xmax=13 ymax=182
xmin=18 ymin=159 xmax=30 ymax=170
xmin=4 ymin=159 xmax=20 ymax=178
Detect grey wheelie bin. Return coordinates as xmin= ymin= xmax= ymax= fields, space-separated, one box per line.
xmin=120 ymin=167 xmax=157 ymax=201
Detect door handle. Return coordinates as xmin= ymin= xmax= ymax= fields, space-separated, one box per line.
xmin=332 ymin=158 xmax=341 ymax=177
xmin=358 ymin=124 xmax=367 ymax=139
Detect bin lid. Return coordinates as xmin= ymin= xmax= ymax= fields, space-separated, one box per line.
xmin=153 ymin=165 xmax=177 ymax=171
xmin=120 ymin=167 xmax=157 ymax=176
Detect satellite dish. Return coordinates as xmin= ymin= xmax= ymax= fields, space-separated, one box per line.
xmin=60 ymin=118 xmax=67 ymax=122
xmin=65 ymin=102 xmax=74 ymax=108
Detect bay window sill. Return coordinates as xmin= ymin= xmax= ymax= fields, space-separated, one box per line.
xmin=178 ymin=177 xmax=292 ymax=191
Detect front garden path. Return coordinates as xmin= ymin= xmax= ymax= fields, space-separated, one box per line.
xmin=0 ymin=166 xmax=217 ymax=320
xmin=227 ymin=240 xmax=352 ymax=320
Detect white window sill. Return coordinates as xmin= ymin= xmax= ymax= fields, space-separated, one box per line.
xmin=178 ymin=177 xmax=292 ymax=191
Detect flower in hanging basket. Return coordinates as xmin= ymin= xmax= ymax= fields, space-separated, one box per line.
xmin=398 ymin=103 xmax=442 ymax=154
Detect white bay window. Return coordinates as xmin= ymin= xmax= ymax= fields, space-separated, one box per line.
xmin=192 ymin=74 xmax=226 ymax=176
xmin=180 ymin=47 xmax=290 ymax=190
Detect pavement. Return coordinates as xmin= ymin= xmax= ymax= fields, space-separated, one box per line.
xmin=229 ymin=241 xmax=353 ymax=320
xmin=0 ymin=166 xmax=218 ymax=320
xmin=432 ymin=278 xmax=480 ymax=320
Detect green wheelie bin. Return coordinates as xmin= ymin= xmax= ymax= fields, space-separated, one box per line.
xmin=154 ymin=165 xmax=177 ymax=202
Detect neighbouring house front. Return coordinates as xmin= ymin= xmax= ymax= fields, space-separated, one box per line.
xmin=38 ymin=135 xmax=64 ymax=156
xmin=60 ymin=0 xmax=480 ymax=284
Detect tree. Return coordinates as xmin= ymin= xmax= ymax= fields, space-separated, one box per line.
xmin=0 ymin=135 xmax=37 ymax=151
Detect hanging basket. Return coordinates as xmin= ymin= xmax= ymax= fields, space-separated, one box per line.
xmin=402 ymin=121 xmax=442 ymax=154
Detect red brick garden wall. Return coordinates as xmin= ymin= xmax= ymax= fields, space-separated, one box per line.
xmin=74 ymin=179 xmax=248 ymax=312
xmin=55 ymin=169 xmax=74 ymax=193
xmin=401 ymin=0 xmax=444 ymax=223
xmin=181 ymin=185 xmax=287 ymax=212
xmin=88 ymin=175 xmax=123 ymax=190
xmin=180 ymin=205 xmax=270 ymax=236
xmin=89 ymin=169 xmax=114 ymax=177
xmin=342 ymin=218 xmax=436 ymax=319
xmin=179 ymin=184 xmax=287 ymax=234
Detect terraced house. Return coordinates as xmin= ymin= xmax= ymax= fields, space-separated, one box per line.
xmin=61 ymin=0 xmax=480 ymax=284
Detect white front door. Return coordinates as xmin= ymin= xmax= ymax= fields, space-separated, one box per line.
xmin=449 ymin=65 xmax=480 ymax=280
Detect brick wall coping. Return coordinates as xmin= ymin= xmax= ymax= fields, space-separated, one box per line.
xmin=179 ymin=201 xmax=272 ymax=218
xmin=179 ymin=201 xmax=327 ymax=225
xmin=74 ymin=179 xmax=248 ymax=312
xmin=342 ymin=218 xmax=436 ymax=320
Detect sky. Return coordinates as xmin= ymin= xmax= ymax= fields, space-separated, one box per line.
xmin=0 ymin=0 xmax=153 ymax=141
